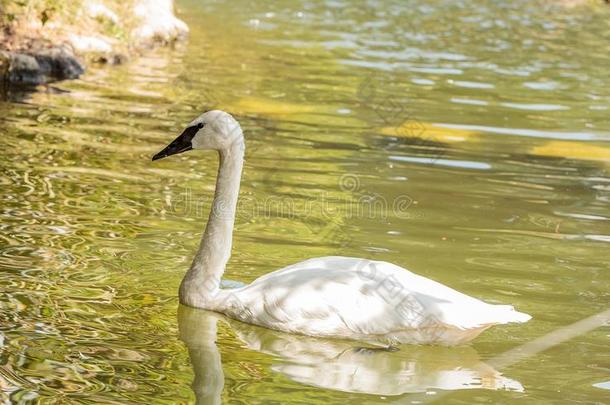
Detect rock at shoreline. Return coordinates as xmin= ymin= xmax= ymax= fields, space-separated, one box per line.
xmin=132 ymin=0 xmax=189 ymax=48
xmin=1 ymin=46 xmax=85 ymax=85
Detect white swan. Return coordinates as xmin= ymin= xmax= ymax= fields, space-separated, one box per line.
xmin=152 ymin=110 xmax=531 ymax=346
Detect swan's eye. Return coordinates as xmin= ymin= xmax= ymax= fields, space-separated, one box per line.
xmin=197 ymin=122 xmax=205 ymax=129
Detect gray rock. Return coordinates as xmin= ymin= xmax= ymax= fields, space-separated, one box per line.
xmin=2 ymin=46 xmax=85 ymax=85
xmin=35 ymin=46 xmax=85 ymax=79
xmin=6 ymin=53 xmax=41 ymax=84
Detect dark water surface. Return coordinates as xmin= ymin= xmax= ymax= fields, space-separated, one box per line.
xmin=1 ymin=0 xmax=609 ymax=403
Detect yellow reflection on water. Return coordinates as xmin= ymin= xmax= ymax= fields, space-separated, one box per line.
xmin=380 ymin=121 xmax=479 ymax=143
xmin=531 ymin=141 xmax=610 ymax=162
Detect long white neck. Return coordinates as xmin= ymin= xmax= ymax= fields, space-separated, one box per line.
xmin=179 ymin=139 xmax=244 ymax=308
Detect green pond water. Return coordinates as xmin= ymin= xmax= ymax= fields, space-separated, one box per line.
xmin=1 ymin=0 xmax=610 ymax=403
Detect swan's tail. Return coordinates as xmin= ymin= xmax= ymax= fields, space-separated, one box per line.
xmin=441 ymin=304 xmax=532 ymax=330
xmin=493 ymin=305 xmax=532 ymax=324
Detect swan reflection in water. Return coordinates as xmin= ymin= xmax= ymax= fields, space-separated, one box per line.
xmin=178 ymin=305 xmax=523 ymax=403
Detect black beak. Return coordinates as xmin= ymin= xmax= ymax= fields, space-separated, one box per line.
xmin=152 ymin=124 xmax=200 ymax=161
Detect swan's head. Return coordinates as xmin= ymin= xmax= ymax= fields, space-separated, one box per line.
xmin=152 ymin=110 xmax=243 ymax=161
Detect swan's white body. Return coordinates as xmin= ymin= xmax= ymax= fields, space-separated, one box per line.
xmin=191 ymin=256 xmax=530 ymax=346
xmin=154 ymin=110 xmax=531 ymax=346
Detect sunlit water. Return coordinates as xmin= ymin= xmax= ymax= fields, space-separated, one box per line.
xmin=1 ymin=0 xmax=609 ymax=403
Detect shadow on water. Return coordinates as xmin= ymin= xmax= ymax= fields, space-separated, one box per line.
xmin=178 ymin=305 xmax=523 ymax=403
xmin=1 ymin=83 xmax=39 ymax=103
